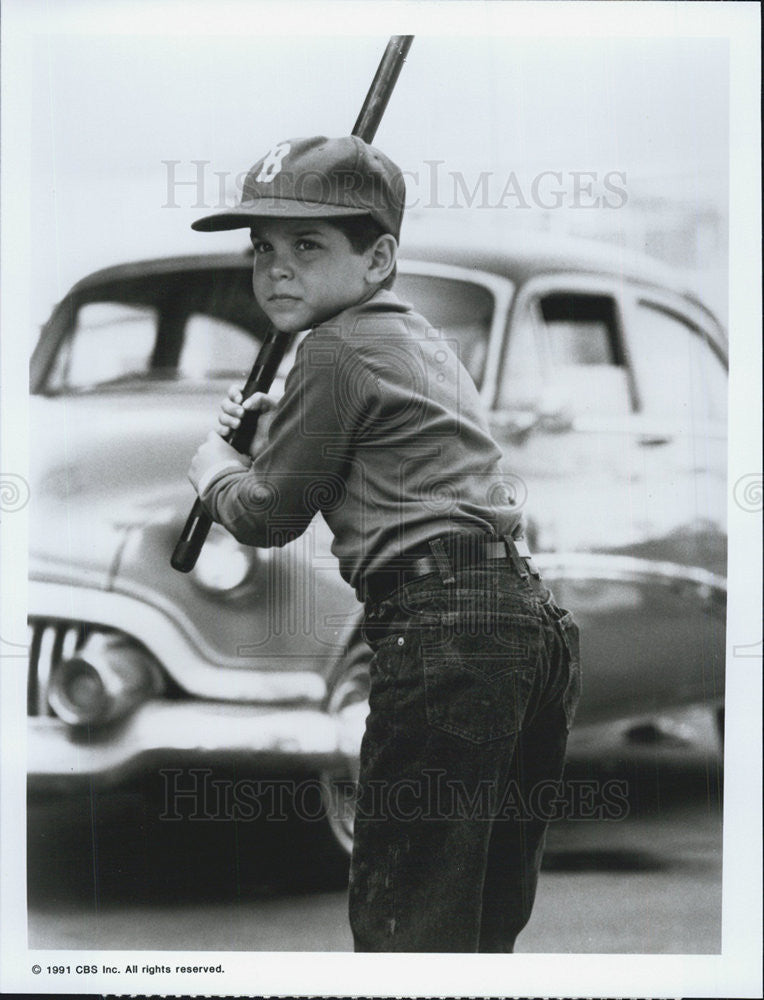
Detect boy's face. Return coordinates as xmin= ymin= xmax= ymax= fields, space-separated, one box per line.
xmin=250 ymin=218 xmax=379 ymax=333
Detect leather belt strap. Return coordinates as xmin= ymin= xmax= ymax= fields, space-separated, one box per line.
xmin=363 ymin=533 xmax=541 ymax=605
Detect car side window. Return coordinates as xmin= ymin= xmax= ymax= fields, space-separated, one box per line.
xmin=394 ymin=274 xmax=494 ymax=388
xmin=46 ymin=302 xmax=158 ymax=391
xmin=178 ymin=313 xmax=260 ymax=380
xmin=629 ymin=301 xmax=727 ymax=423
xmin=499 ymin=290 xmax=633 ymax=416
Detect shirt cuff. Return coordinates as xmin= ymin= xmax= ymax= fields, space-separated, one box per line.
xmin=196 ymin=459 xmax=250 ymax=498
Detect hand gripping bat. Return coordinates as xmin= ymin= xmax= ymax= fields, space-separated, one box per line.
xmin=171 ymin=35 xmax=414 ymax=572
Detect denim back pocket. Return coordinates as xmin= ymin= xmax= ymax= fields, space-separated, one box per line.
xmin=422 ymin=614 xmax=542 ymax=744
xmin=556 ymin=612 xmax=582 ymax=730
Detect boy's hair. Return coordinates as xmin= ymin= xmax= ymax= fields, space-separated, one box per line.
xmin=326 ymin=215 xmax=397 ymax=290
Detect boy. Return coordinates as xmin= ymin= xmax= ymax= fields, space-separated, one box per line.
xmin=188 ymin=135 xmax=581 ymax=952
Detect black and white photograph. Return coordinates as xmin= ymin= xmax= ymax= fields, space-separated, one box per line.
xmin=0 ymin=1 xmax=761 ymax=996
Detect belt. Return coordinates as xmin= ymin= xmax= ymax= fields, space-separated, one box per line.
xmin=363 ymin=533 xmax=541 ymax=605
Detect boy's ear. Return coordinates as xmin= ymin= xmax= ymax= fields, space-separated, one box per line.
xmin=365 ymin=234 xmax=398 ymax=285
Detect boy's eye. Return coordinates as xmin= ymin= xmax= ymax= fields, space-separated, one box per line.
xmin=251 ymin=239 xmax=272 ymax=254
xmin=295 ymin=238 xmax=320 ymax=251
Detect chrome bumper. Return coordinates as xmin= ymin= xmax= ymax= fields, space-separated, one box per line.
xmin=28 ymin=699 xmax=345 ymax=791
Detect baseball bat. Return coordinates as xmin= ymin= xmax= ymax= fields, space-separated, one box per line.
xmin=171 ymin=35 xmax=413 ymax=572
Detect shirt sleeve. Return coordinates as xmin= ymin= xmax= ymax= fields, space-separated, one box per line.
xmin=199 ymin=333 xmax=357 ymax=547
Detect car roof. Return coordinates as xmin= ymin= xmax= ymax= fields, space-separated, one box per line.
xmin=405 ymin=231 xmax=687 ymax=290
xmin=64 ymin=231 xmax=718 ymax=324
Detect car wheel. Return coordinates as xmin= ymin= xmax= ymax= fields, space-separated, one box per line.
xmin=318 ymin=636 xmax=371 ymax=858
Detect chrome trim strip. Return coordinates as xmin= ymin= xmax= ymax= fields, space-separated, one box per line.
xmin=29 ymin=580 xmax=327 ymax=704
xmin=534 ymin=551 xmax=726 ymax=592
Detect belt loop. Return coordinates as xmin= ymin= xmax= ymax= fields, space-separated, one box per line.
xmin=429 ymin=537 xmax=456 ymax=585
xmin=513 ymin=536 xmax=541 ymax=578
xmin=502 ymin=534 xmax=530 ymax=580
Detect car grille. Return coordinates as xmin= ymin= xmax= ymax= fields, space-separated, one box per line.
xmin=27 ymin=618 xmax=105 ymax=717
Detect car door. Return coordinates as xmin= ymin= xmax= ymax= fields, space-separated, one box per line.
xmin=493 ymin=274 xmax=642 ymax=555
xmin=491 ymin=273 xmax=726 ymax=721
xmin=618 ymin=289 xmax=727 ymax=574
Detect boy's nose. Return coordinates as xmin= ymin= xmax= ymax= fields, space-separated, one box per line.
xmin=268 ymin=253 xmax=293 ymax=280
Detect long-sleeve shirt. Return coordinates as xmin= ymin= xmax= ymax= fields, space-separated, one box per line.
xmin=199 ymin=288 xmax=523 ymax=596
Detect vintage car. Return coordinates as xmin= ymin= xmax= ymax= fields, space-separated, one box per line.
xmin=27 ymin=231 xmax=727 ymax=859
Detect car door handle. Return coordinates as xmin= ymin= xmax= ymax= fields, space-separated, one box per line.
xmin=491 ymin=411 xmax=541 ymax=444
xmin=638 ymin=435 xmax=673 ymax=447
xmin=492 ymin=408 xmax=574 ymax=442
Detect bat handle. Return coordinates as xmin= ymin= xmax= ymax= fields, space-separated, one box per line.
xmin=171 ymin=334 xmax=279 ymax=572
xmin=171 ymin=499 xmax=213 ymax=572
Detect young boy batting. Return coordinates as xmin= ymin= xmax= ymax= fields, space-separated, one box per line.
xmin=188 ymin=135 xmax=581 ymax=952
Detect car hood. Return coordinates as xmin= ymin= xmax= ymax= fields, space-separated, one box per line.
xmin=30 ymin=391 xmax=215 ymax=587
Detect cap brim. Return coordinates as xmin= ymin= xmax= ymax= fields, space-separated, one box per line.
xmin=192 ymin=199 xmax=370 ymax=232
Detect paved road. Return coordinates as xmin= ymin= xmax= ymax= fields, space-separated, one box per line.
xmin=28 ymin=707 xmax=722 ymax=953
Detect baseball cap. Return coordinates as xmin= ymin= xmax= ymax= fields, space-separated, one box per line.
xmin=192 ymin=135 xmax=405 ymax=239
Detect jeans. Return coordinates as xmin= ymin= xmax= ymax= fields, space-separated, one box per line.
xmin=348 ymin=563 xmax=581 ymax=952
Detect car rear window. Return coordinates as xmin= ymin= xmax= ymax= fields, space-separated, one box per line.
xmin=629 ymin=301 xmax=727 ymax=423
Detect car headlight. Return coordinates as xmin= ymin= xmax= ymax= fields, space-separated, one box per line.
xmin=48 ymin=632 xmax=161 ymax=727
xmin=190 ymin=524 xmax=254 ymax=593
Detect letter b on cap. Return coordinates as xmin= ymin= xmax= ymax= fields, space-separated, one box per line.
xmin=256 ymin=142 xmax=292 ymax=183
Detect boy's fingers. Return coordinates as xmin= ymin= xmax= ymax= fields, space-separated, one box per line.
xmin=227 ymin=384 xmax=243 ymax=402
xmin=243 ymin=392 xmax=276 ymax=411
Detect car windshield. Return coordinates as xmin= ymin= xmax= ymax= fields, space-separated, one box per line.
xmin=37 ymin=266 xmax=274 ymax=395
xmin=35 ymin=262 xmax=499 ymax=395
